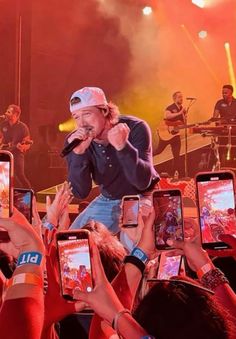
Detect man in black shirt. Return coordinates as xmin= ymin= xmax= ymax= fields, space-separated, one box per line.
xmin=0 ymin=104 xmax=32 ymax=188
xmin=213 ymin=84 xmax=236 ymax=121
xmin=212 ymin=85 xmax=236 ymax=168
xmin=157 ymin=91 xmax=186 ymax=177
xmin=65 ymin=87 xmax=159 ymax=233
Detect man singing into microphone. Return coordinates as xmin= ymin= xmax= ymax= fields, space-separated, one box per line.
xmin=65 ymin=87 xmax=159 ymax=233
xmin=0 ymin=104 xmax=32 ymax=188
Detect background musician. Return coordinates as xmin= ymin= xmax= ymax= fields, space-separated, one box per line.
xmin=212 ymin=85 xmax=236 ymax=168
xmin=0 ymin=104 xmax=32 ymax=188
xmin=213 ymin=84 xmax=236 ymax=121
xmin=157 ymin=91 xmax=186 ymax=177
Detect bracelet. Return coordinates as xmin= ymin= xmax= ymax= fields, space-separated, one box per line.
xmin=6 ymin=273 xmax=43 ymax=289
xmin=131 ymin=247 xmax=148 ymax=264
xmin=17 ymin=252 xmax=43 ymax=267
xmin=124 ymin=255 xmax=146 ymax=274
xmin=200 ymin=268 xmax=229 ymax=291
xmin=41 ymin=215 xmax=56 ymax=230
xmin=197 ymin=262 xmax=215 ymax=279
xmin=111 ymin=309 xmax=131 ymax=333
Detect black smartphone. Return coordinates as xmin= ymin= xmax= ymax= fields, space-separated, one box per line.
xmin=157 ymin=252 xmax=182 ymax=280
xmin=0 ymin=151 xmax=13 ymax=218
xmin=196 ymin=170 xmax=236 ymax=249
xmin=121 ymin=195 xmax=140 ymax=227
xmin=14 ymin=188 xmax=34 ymax=223
xmin=153 ymin=189 xmax=184 ymax=250
xmin=56 ymin=230 xmax=93 ymax=300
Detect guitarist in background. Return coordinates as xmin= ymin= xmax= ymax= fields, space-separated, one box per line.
xmin=0 ymin=104 xmax=32 ymax=188
xmin=157 ymin=91 xmax=186 ymax=177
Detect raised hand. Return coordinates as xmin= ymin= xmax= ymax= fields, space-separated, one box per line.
xmin=107 ymin=123 xmax=130 ymax=151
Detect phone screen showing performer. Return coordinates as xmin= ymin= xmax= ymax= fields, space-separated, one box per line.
xmin=153 ymin=189 xmax=184 ymax=250
xmin=0 ymin=151 xmax=13 ymax=218
xmin=57 ymin=231 xmax=93 ymax=300
xmin=14 ymin=188 xmax=33 ymax=223
xmin=157 ymin=252 xmax=182 ymax=280
xmin=196 ymin=171 xmax=236 ymax=249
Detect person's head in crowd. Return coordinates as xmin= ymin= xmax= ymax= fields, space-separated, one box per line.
xmin=82 ymin=220 xmax=126 ymax=281
xmin=134 ymin=278 xmax=234 ymax=339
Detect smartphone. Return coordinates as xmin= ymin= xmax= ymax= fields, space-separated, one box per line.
xmin=56 ymin=230 xmax=93 ymax=300
xmin=121 ymin=195 xmax=140 ymax=227
xmin=157 ymin=252 xmax=182 ymax=280
xmin=196 ymin=170 xmax=236 ymax=249
xmin=14 ymin=188 xmax=34 ymax=223
xmin=0 ymin=151 xmax=13 ymax=218
xmin=153 ymin=189 xmax=184 ymax=250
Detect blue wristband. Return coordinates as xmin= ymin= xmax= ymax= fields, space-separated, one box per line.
xmin=17 ymin=252 xmax=43 ymax=267
xmin=141 ymin=336 xmax=156 ymax=339
xmin=131 ymin=247 xmax=148 ymax=264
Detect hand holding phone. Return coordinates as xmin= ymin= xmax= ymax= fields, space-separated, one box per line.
xmin=121 ymin=195 xmax=140 ymax=228
xmin=56 ymin=230 xmax=93 ymax=300
xmin=153 ymin=189 xmax=184 ymax=250
xmin=196 ymin=170 xmax=236 ymax=249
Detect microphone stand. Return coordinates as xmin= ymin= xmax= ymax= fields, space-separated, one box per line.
xmin=183 ymin=99 xmax=196 ymax=179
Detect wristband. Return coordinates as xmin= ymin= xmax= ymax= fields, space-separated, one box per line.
xmin=124 ymin=255 xmax=146 ymax=274
xmin=7 ymin=273 xmax=43 ymax=288
xmin=111 ymin=309 xmax=131 ymax=333
xmin=197 ymin=262 xmax=215 ymax=279
xmin=41 ymin=216 xmax=56 ymax=231
xmin=131 ymin=247 xmax=148 ymax=264
xmin=200 ymin=268 xmax=229 ymax=291
xmin=17 ymin=252 xmax=43 ymax=267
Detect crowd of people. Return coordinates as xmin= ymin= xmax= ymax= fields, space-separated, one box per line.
xmin=0 ymin=86 xmax=235 ymax=339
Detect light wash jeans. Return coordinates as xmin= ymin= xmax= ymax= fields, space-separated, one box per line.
xmin=70 ymin=194 xmax=121 ymax=234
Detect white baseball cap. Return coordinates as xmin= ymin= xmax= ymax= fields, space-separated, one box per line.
xmin=70 ymin=87 xmax=108 ymax=113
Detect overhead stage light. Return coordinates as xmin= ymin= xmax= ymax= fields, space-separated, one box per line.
xmin=142 ymin=6 xmax=152 ymax=16
xmin=198 ymin=30 xmax=207 ymax=39
xmin=192 ymin=0 xmax=205 ymax=8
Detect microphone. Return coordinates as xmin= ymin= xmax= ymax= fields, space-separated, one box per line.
xmin=0 ymin=114 xmax=6 ymax=119
xmin=60 ymin=127 xmax=92 ymax=158
xmin=186 ymin=97 xmax=197 ymax=100
xmin=60 ymin=139 xmax=84 ymax=157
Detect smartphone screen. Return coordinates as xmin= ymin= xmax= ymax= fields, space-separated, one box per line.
xmin=157 ymin=252 xmax=182 ymax=280
xmin=196 ymin=171 xmax=236 ymax=249
xmin=0 ymin=151 xmax=13 ymax=218
xmin=122 ymin=195 xmax=139 ymax=227
xmin=153 ymin=189 xmax=184 ymax=250
xmin=57 ymin=232 xmax=93 ymax=300
xmin=14 ymin=188 xmax=33 ymax=223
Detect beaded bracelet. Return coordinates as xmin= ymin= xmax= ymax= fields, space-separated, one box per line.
xmin=200 ymin=268 xmax=229 ymax=291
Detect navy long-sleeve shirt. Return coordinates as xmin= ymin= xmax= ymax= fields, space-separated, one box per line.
xmin=66 ymin=115 xmax=159 ymax=200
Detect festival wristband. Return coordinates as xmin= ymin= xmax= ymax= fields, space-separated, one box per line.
xmin=131 ymin=247 xmax=148 ymax=264
xmin=111 ymin=309 xmax=131 ymax=332
xmin=7 ymin=273 xmax=43 ymax=288
xmin=17 ymin=252 xmax=43 ymax=267
xmin=196 ymin=262 xmax=215 ymax=279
